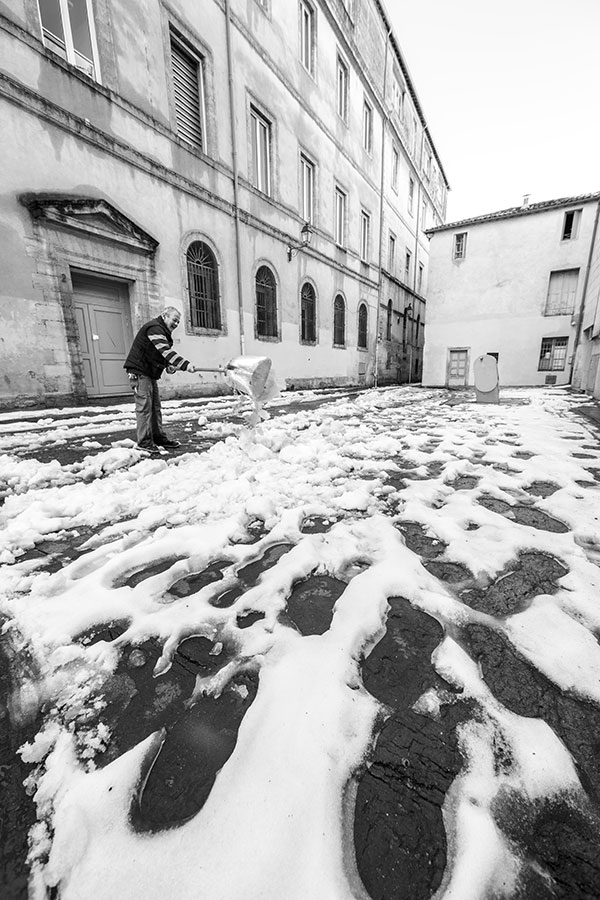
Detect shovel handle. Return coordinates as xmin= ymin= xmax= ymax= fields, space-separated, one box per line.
xmin=193 ymin=366 xmax=227 ymax=373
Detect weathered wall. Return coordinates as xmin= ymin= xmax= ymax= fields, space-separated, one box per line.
xmin=423 ymin=202 xmax=599 ymax=387
xmin=0 ymin=0 xmax=445 ymax=406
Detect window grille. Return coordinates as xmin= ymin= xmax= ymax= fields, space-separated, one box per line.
xmin=171 ymin=36 xmax=204 ymax=149
xmin=333 ymin=294 xmax=345 ymax=346
xmin=256 ymin=266 xmax=278 ymax=338
xmin=538 ymin=337 xmax=568 ymax=371
xmin=186 ymin=241 xmax=221 ymax=330
xmin=301 ymin=282 xmax=316 ymax=342
xmin=358 ymin=303 xmax=368 ymax=349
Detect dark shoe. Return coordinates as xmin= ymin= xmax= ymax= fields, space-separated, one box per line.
xmin=156 ymin=439 xmax=181 ymax=449
xmin=136 ymin=443 xmax=164 ymax=455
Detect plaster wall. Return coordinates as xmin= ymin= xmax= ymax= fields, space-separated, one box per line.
xmin=423 ymin=203 xmax=598 ymax=386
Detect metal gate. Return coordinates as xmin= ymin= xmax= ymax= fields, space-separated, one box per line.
xmin=72 ymin=272 xmax=132 ymax=397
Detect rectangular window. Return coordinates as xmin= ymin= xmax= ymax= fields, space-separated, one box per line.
xmin=250 ymin=105 xmax=271 ymax=194
xmin=363 ymin=98 xmax=373 ymax=153
xmin=412 ymin=116 xmax=418 ymax=155
xmin=336 ymin=54 xmax=349 ymax=121
xmin=334 ymin=186 xmax=346 ymax=246
xmin=300 ymin=153 xmax=315 ymax=224
xmin=405 ymin=249 xmax=411 ymax=283
xmin=545 ymin=269 xmax=579 ymax=316
xmin=562 ymin=209 xmax=582 ymax=241
xmin=421 ymin=198 xmax=427 ymax=230
xmin=538 ymin=337 xmax=568 ymax=371
xmin=388 ymin=233 xmax=396 ymax=271
xmin=38 ymin=0 xmax=100 ymax=80
xmin=418 ymin=262 xmax=424 ymax=293
xmin=391 ymin=146 xmax=399 ymax=191
xmin=360 ymin=210 xmax=370 ymax=261
xmin=453 ymin=232 xmax=467 ymax=259
xmin=299 ymin=1 xmax=314 ymax=74
xmin=408 ymin=176 xmax=414 ymax=214
xmin=171 ymin=34 xmax=205 ymax=150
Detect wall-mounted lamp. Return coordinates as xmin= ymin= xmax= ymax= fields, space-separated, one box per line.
xmin=287 ymin=222 xmax=313 ymax=262
xmin=405 ymin=303 xmax=413 ymax=316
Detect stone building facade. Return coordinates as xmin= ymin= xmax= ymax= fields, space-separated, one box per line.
xmin=422 ymin=194 xmax=600 ymax=388
xmin=0 ymin=0 xmax=448 ymax=408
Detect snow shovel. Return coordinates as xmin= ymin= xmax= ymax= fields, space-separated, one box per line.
xmin=193 ymin=356 xmax=277 ymax=406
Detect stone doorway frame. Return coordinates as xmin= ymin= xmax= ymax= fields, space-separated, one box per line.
xmin=20 ymin=194 xmax=159 ymax=403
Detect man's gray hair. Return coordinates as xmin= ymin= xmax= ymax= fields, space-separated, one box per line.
xmin=161 ymin=305 xmax=181 ymax=318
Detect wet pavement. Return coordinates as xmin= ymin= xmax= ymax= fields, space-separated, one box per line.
xmin=2 ymin=386 xmax=600 ymax=899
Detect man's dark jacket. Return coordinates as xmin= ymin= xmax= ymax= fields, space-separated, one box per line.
xmin=124 ymin=317 xmax=172 ymax=380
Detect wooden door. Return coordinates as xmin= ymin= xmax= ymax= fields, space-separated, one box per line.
xmin=72 ymin=273 xmax=132 ymax=396
xmin=447 ymin=349 xmax=469 ymax=388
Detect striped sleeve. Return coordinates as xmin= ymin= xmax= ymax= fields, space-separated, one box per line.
xmin=148 ymin=328 xmax=191 ymax=370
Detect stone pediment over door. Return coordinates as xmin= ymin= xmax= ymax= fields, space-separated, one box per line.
xmin=19 ymin=194 xmax=159 ymax=256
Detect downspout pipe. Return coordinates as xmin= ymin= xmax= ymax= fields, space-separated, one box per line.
xmin=569 ymin=197 xmax=600 ymax=386
xmin=224 ymin=0 xmax=245 ymax=355
xmin=373 ymin=25 xmax=392 ymax=389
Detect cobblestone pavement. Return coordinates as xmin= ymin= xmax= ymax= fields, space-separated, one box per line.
xmin=1 ymin=386 xmax=600 ymax=899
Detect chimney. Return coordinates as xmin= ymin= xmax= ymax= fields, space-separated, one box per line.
xmin=522 ymin=193 xmax=530 ymax=208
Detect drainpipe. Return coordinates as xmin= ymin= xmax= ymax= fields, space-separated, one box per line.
xmin=373 ymin=25 xmax=392 ymax=389
xmin=224 ymin=0 xmax=245 ymax=355
xmin=569 ymin=197 xmax=600 ymax=385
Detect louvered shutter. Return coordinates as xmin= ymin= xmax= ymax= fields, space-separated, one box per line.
xmin=171 ymin=38 xmax=203 ymax=149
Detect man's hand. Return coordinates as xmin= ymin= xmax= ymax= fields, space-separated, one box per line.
xmin=188 ymin=364 xmax=199 ymax=373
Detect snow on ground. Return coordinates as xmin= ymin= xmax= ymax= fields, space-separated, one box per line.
xmin=1 ymin=385 xmax=600 ymax=898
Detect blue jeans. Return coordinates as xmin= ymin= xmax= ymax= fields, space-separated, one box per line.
xmin=131 ymin=374 xmax=169 ymax=447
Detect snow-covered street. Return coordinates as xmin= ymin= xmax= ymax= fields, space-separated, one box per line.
xmin=2 ymin=385 xmax=600 ymax=899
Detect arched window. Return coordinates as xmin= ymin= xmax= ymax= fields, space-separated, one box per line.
xmin=386 ymin=300 xmax=393 ymax=341
xmin=256 ymin=265 xmax=277 ymax=338
xmin=186 ymin=241 xmax=221 ymax=330
xmin=358 ymin=302 xmax=368 ymax=349
xmin=333 ymin=294 xmax=345 ymax=347
xmin=301 ymin=282 xmax=316 ymax=343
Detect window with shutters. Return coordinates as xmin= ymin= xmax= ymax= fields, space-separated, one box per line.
xmin=250 ymin=105 xmax=272 ymax=195
xmin=38 ymin=0 xmax=101 ymax=80
xmin=538 ymin=337 xmax=568 ymax=371
xmin=408 ymin=176 xmax=414 ymax=214
xmin=170 ymin=32 xmax=205 ymax=151
xmin=544 ymin=269 xmax=579 ymax=316
xmin=386 ymin=300 xmax=393 ymax=341
xmin=301 ymin=282 xmax=317 ymax=343
xmin=186 ymin=241 xmax=221 ymax=331
xmin=256 ymin=266 xmax=278 ymax=339
xmin=336 ymin=54 xmax=349 ymax=122
xmin=391 ymin=145 xmax=399 ymax=191
xmin=334 ymin=186 xmax=346 ymax=246
xmin=363 ymin=98 xmax=373 ymax=153
xmin=360 ymin=210 xmax=370 ymax=262
xmin=358 ymin=303 xmax=368 ymax=349
xmin=300 ymin=153 xmax=315 ymax=224
xmin=453 ymin=232 xmax=467 ymax=260
xmin=333 ymin=294 xmax=345 ymax=347
xmin=388 ymin=232 xmax=396 ymax=272
xmin=299 ymin=1 xmax=315 ymax=75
